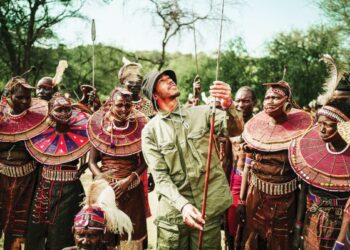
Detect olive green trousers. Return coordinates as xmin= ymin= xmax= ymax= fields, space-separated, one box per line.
xmin=156 ymin=216 xmax=221 ymax=250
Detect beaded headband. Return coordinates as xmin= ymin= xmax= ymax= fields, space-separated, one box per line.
xmin=317 ymin=105 xmax=350 ymax=122
xmin=74 ymin=206 xmax=106 ymax=231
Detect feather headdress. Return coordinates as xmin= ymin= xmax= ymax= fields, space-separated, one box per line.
xmin=118 ymin=57 xmax=142 ymax=84
xmin=82 ymin=178 xmax=133 ymax=240
xmin=317 ymin=54 xmax=343 ymax=105
xmin=52 ymin=60 xmax=68 ymax=86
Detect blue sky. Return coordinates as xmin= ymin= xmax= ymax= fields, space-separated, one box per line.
xmin=55 ymin=0 xmax=325 ymax=56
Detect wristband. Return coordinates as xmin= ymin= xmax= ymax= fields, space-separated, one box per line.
xmin=221 ymin=98 xmax=233 ymax=110
xmin=333 ymin=241 xmax=345 ymax=250
xmin=245 ymin=157 xmax=253 ymax=166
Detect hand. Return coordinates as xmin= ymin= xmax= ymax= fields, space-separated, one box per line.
xmin=181 ymin=204 xmax=205 ymax=231
xmin=193 ymin=75 xmax=201 ymax=98
xmin=236 ymin=204 xmax=246 ymax=225
xmin=87 ymin=90 xmax=96 ymax=105
xmin=292 ymin=226 xmax=302 ymax=249
xmin=74 ymin=163 xmax=88 ymax=180
xmin=209 ymin=81 xmax=233 ymax=109
xmin=112 ymin=177 xmax=131 ymax=199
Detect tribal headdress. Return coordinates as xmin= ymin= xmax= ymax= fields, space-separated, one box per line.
xmin=118 ymin=57 xmax=142 ymax=84
xmin=317 ymin=54 xmax=350 ymax=105
xmin=317 ymin=55 xmax=350 ymax=123
xmin=75 ymin=178 xmax=133 ymax=239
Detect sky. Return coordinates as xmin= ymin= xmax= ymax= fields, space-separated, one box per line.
xmin=55 ymin=0 xmax=326 ymax=57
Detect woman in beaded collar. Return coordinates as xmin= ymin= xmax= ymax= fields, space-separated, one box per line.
xmin=291 ymin=98 xmax=350 ymax=250
xmin=88 ymin=88 xmax=148 ymax=250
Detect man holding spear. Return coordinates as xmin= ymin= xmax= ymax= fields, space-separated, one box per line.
xmin=141 ymin=70 xmax=243 ymax=249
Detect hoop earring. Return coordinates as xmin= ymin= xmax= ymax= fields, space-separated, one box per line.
xmin=282 ymin=102 xmax=291 ymax=113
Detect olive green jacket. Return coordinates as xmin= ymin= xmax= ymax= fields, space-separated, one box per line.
xmin=141 ymin=104 xmax=243 ymax=225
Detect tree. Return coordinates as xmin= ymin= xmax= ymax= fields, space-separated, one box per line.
xmin=257 ymin=25 xmax=342 ymax=106
xmin=318 ymin=0 xmax=350 ymax=35
xmin=0 ymin=0 xmax=110 ymax=78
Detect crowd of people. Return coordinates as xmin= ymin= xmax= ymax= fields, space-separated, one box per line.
xmin=0 ymin=54 xmax=349 ymax=250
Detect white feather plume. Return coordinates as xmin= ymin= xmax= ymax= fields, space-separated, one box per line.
xmin=317 ymin=54 xmax=341 ymax=105
xmin=52 ymin=60 xmax=68 ymax=86
xmin=83 ymin=179 xmax=133 ymax=241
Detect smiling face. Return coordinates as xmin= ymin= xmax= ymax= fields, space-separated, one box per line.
xmin=11 ymin=85 xmax=32 ymax=114
xmin=263 ymin=88 xmax=288 ymax=118
xmin=154 ymin=74 xmax=180 ymax=101
xmin=49 ymin=96 xmax=72 ymax=124
xmin=74 ymin=228 xmax=104 ymax=250
xmin=110 ymin=93 xmax=133 ymax=122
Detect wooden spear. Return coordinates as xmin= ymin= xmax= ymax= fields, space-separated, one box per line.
xmin=197 ymin=0 xmax=225 ymax=249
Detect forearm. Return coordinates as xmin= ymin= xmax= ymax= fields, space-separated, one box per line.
xmin=239 ymin=163 xmax=250 ymax=200
xmin=88 ymin=147 xmax=102 ymax=176
xmin=295 ymin=182 xmax=307 ymax=227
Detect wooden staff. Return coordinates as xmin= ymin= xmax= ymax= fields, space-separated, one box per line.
xmin=197 ymin=0 xmax=225 ymax=249
xmin=91 ymin=19 xmax=96 ymax=88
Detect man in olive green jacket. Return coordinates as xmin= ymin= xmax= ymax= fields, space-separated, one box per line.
xmin=141 ymin=70 xmax=243 ymax=250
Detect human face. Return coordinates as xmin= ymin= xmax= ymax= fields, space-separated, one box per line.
xmin=317 ymin=115 xmax=340 ymax=143
xmin=50 ymin=97 xmax=72 ymax=124
xmin=111 ymin=94 xmax=132 ymax=122
xmin=124 ymin=79 xmax=142 ymax=97
xmin=36 ymin=81 xmax=55 ymax=101
xmin=154 ymin=74 xmax=180 ymax=101
xmin=11 ymin=85 xmax=31 ymax=114
xmin=234 ymin=90 xmax=255 ymax=119
xmin=74 ymin=228 xmax=104 ymax=250
xmin=263 ymin=88 xmax=287 ymax=118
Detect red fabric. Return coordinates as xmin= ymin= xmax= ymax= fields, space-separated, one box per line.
xmin=227 ymin=172 xmax=242 ymax=236
xmin=140 ymin=171 xmax=151 ymax=218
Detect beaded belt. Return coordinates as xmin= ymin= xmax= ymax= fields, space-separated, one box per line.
xmin=307 ymin=193 xmax=348 ymax=207
xmin=42 ymin=167 xmax=78 ymax=182
xmin=0 ymin=161 xmax=36 ymax=177
xmin=251 ymin=171 xmax=298 ymax=195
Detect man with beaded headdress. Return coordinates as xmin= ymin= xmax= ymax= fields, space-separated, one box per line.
xmin=291 ymin=55 xmax=350 ymax=250
xmin=88 ymin=87 xmax=148 ymax=249
xmin=236 ymin=79 xmax=313 ymax=249
xmin=63 ymin=178 xmax=133 ymax=250
xmin=118 ymin=57 xmax=154 ymax=228
xmin=25 ymin=93 xmax=91 ymax=250
xmin=0 ymin=76 xmax=49 ymax=249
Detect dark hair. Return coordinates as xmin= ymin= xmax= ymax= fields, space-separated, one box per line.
xmin=236 ymin=86 xmax=257 ymax=102
xmin=327 ymin=98 xmax=350 ymax=119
